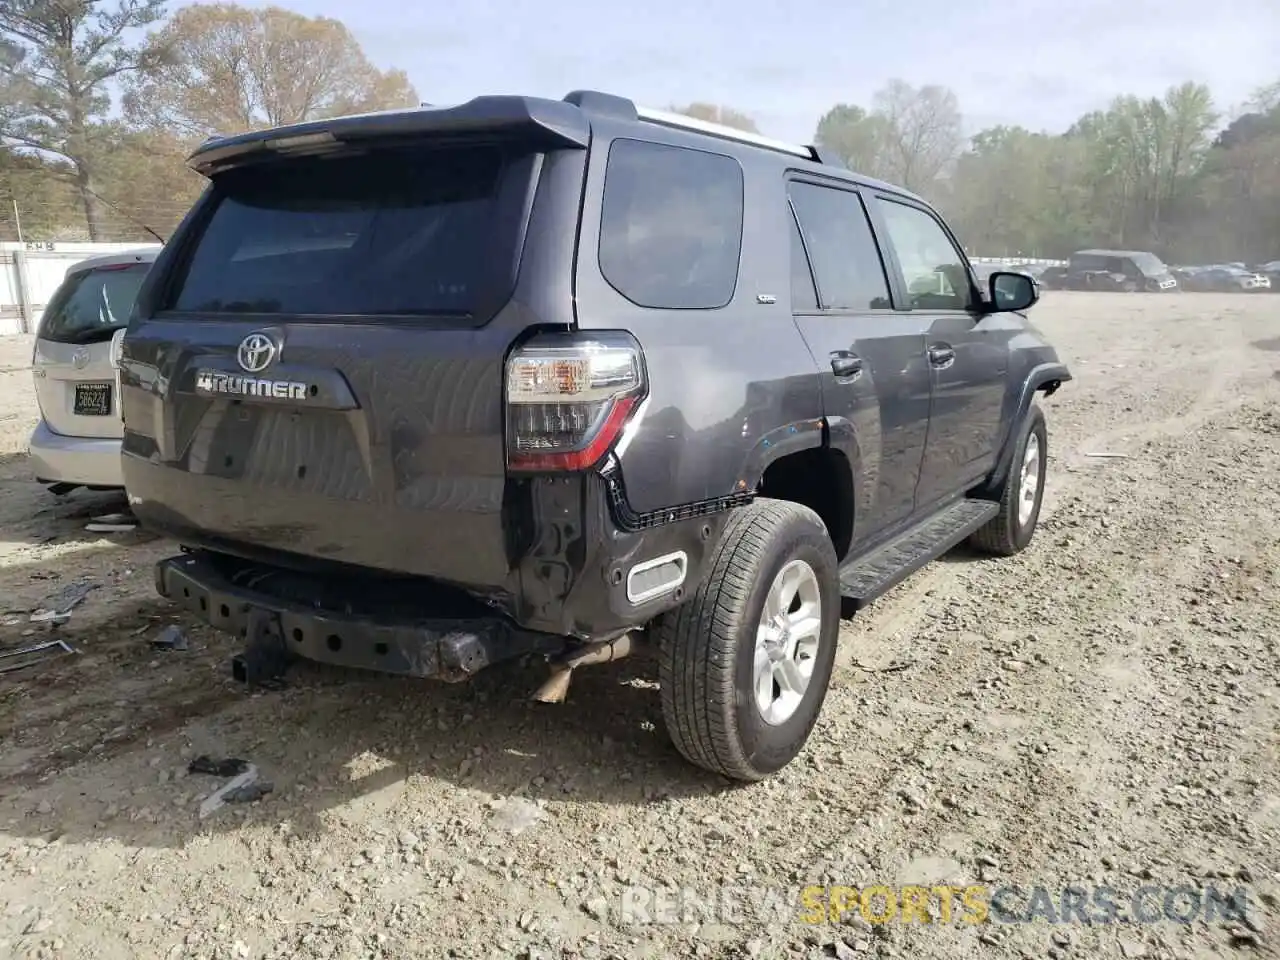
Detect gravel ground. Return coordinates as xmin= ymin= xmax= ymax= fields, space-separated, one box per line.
xmin=0 ymin=292 xmax=1277 ymax=960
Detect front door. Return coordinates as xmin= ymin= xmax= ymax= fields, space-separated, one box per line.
xmin=786 ymin=180 xmax=932 ymax=546
xmin=870 ymin=196 xmax=1011 ymax=510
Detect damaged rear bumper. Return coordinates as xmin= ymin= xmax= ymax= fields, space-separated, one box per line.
xmin=155 ymin=551 xmax=567 ymax=681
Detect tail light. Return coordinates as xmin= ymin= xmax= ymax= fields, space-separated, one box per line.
xmin=109 ymin=328 xmax=127 ymax=369
xmin=505 ymin=332 xmax=646 ymax=472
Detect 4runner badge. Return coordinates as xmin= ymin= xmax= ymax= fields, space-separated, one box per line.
xmin=195 ymin=370 xmax=310 ymax=401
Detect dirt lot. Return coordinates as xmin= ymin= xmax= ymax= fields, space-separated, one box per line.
xmin=0 ymin=292 xmax=1278 ymax=960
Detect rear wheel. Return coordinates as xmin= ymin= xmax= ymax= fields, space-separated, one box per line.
xmin=970 ymin=404 xmax=1048 ymax=556
xmin=656 ymin=498 xmax=839 ymax=781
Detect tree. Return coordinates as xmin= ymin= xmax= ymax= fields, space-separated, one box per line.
xmin=0 ymin=146 xmax=81 ymax=242
xmin=123 ymin=3 xmax=419 ymax=139
xmin=0 ymin=0 xmax=171 ymax=240
xmin=669 ymin=102 xmax=760 ymax=133
xmin=813 ymin=104 xmax=891 ymax=179
xmin=871 ymin=80 xmax=964 ymax=192
xmin=90 ymin=126 xmax=205 ymax=240
xmin=811 ymin=82 xmax=962 ymax=191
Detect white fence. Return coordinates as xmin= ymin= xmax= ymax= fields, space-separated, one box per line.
xmin=0 ymin=243 xmax=1069 ymax=337
xmin=0 ymin=242 xmax=163 ymax=335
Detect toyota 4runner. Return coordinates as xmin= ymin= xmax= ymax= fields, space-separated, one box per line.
xmin=119 ymin=90 xmax=1070 ymax=781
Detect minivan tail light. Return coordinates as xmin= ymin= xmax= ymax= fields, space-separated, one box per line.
xmin=506 ymin=334 xmax=645 ymax=472
xmin=109 ymin=328 xmax=127 ymax=369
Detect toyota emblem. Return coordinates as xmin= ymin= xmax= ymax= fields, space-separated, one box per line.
xmin=237 ymin=333 xmax=277 ymax=373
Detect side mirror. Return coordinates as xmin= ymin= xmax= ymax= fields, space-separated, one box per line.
xmin=988 ymin=271 xmax=1039 ymax=312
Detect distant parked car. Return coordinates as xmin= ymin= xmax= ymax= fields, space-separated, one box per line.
xmin=1171 ymin=266 xmax=1207 ymax=289
xmin=1064 ymin=249 xmax=1179 ymax=292
xmin=1186 ymin=266 xmax=1271 ymax=293
xmin=1037 ymin=266 xmax=1069 ymax=290
xmin=1255 ymin=261 xmax=1280 ymax=290
xmin=27 ymin=248 xmax=158 ymax=494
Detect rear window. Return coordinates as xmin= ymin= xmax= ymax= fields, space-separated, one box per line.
xmin=598 ymin=139 xmax=744 ymax=309
xmin=169 ymin=145 xmax=508 ymax=317
xmin=39 ymin=264 xmax=150 ymax=344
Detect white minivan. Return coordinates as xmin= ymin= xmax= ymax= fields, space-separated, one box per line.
xmin=27 ymin=248 xmax=158 ymax=493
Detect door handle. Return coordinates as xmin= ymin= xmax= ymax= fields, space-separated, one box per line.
xmin=928 ymin=345 xmax=956 ymax=368
xmin=830 ymin=353 xmax=864 ymax=379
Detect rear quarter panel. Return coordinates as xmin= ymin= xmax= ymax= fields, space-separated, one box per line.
xmin=571 ymin=120 xmax=824 ymax=517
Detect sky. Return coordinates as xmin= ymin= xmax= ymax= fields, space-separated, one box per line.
xmin=183 ymin=0 xmax=1280 ymax=143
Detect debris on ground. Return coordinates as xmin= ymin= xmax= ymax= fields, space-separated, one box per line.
xmin=852 ymin=659 xmax=915 ymax=673
xmin=85 ymin=511 xmax=138 ymax=533
xmin=150 ymin=624 xmax=189 ymax=651
xmin=27 ymin=579 xmax=98 ymax=624
xmin=0 ymin=637 xmax=77 ymax=674
xmin=188 ymin=758 xmax=274 ymax=818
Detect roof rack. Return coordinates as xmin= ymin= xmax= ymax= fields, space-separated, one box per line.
xmin=634 ymin=105 xmax=820 ymax=161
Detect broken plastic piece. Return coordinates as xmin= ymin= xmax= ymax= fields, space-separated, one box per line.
xmin=28 ymin=610 xmax=71 ymax=624
xmin=29 ymin=580 xmax=98 ymax=622
xmin=198 ymin=763 xmax=269 ymax=819
xmin=0 ymin=638 xmax=77 ymax=674
xmin=151 ymin=625 xmax=189 ymax=651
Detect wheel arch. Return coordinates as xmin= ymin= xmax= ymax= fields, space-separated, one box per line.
xmin=984 ymin=362 xmax=1071 ymax=495
xmin=755 ymin=427 xmax=857 ymax=562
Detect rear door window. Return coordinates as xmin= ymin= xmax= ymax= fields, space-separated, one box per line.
xmin=598 ymin=139 xmax=744 ymax=309
xmin=169 ymin=145 xmax=510 ymax=317
xmin=789 ymin=213 xmax=820 ymax=312
xmin=787 ymin=181 xmax=892 ymax=311
xmin=39 ymin=264 xmax=150 ymax=343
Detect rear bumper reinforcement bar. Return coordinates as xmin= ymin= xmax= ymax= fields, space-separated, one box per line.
xmin=155 ymin=552 xmax=566 ymax=681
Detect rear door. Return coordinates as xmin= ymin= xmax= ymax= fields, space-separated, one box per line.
xmin=871 ymin=196 xmax=1011 ymax=509
xmin=787 ymin=179 xmax=932 ymax=543
xmin=33 ymin=261 xmax=150 ymax=439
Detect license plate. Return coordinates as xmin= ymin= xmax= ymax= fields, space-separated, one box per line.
xmin=73 ymin=382 xmax=112 ymax=416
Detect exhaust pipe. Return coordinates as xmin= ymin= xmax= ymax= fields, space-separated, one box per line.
xmin=532 ymin=632 xmax=637 ymax=704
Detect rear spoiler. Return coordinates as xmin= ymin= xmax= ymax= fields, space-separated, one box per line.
xmin=188 ymin=96 xmax=593 ymax=176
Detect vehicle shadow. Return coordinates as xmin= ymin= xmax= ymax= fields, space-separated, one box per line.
xmin=0 ymin=540 xmax=733 ymax=853
xmin=936 ymin=543 xmax=994 ymax=565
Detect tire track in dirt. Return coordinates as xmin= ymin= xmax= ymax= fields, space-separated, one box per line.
xmin=811 ymin=316 xmax=1277 ymax=956
xmin=823 ymin=405 xmax=1264 ymax=959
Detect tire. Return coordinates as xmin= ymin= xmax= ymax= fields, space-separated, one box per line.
xmin=656 ymin=498 xmax=840 ymax=781
xmin=969 ymin=404 xmax=1048 ymax=556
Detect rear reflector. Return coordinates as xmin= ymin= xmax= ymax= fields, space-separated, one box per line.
xmin=626 ymin=551 xmax=688 ymax=604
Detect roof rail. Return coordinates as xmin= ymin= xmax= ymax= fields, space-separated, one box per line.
xmin=635 ymin=105 xmax=819 ymax=161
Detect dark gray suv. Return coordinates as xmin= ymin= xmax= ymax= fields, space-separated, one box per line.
xmin=119 ymin=90 xmax=1070 ymax=781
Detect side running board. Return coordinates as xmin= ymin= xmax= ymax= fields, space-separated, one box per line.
xmin=838 ymin=498 xmax=999 ymax=610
